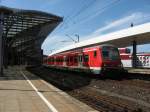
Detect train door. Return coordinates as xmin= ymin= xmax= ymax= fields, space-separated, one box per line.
xmin=78 ymin=54 xmax=83 ymax=67
xmin=83 ymin=52 xmax=89 ymax=67
xmin=63 ymin=56 xmax=66 ymax=67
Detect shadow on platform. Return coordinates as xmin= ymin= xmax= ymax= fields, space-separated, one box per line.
xmin=1 ymin=67 xmax=40 ymax=80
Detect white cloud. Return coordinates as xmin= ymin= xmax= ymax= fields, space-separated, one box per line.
xmin=94 ymin=12 xmax=147 ymax=35
xmin=80 ymin=12 xmax=150 ymax=41
xmin=42 ymin=12 xmax=150 ymax=55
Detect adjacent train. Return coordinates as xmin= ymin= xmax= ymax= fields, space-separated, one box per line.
xmin=43 ymin=44 xmax=124 ymax=75
xmin=119 ymin=48 xmax=150 ymax=68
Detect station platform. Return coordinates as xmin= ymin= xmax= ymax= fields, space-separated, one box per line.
xmin=126 ymin=68 xmax=150 ymax=74
xmin=0 ymin=66 xmax=97 ymax=112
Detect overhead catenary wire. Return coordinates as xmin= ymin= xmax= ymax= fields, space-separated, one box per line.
xmin=51 ymin=0 xmax=150 ymax=46
xmin=60 ymin=0 xmax=122 ymax=33
xmin=66 ymin=0 xmax=97 ymax=23
xmin=70 ymin=0 xmax=121 ymax=26
xmin=54 ymin=0 xmax=88 ymax=31
xmin=57 ymin=0 xmax=97 ymax=32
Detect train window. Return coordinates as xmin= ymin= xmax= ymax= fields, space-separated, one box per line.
xmin=102 ymin=51 xmax=109 ymax=59
xmin=81 ymin=56 xmax=83 ymax=62
xmin=70 ymin=57 xmax=73 ymax=62
xmin=78 ymin=55 xmax=82 ymax=62
xmin=126 ymin=48 xmax=131 ymax=53
xmin=78 ymin=56 xmax=80 ymax=62
xmin=84 ymin=55 xmax=89 ymax=62
xmin=74 ymin=56 xmax=78 ymax=63
xmin=66 ymin=57 xmax=69 ymax=62
xmin=94 ymin=51 xmax=97 ymax=57
xmin=102 ymin=47 xmax=119 ymax=60
xmin=64 ymin=57 xmax=66 ymax=62
xmin=48 ymin=58 xmax=51 ymax=62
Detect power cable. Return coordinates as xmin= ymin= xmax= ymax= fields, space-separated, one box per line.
xmin=67 ymin=0 xmax=97 ymax=22
xmin=60 ymin=0 xmax=97 ymax=30
xmin=74 ymin=0 xmax=121 ymax=25
xmin=61 ymin=0 xmax=121 ymax=32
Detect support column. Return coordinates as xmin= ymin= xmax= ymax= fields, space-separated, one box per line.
xmin=0 ymin=13 xmax=4 ymax=76
xmin=132 ymin=40 xmax=137 ymax=68
xmin=41 ymin=49 xmax=43 ymax=65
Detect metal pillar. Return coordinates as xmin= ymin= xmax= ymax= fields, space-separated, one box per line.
xmin=75 ymin=34 xmax=79 ymax=43
xmin=0 ymin=13 xmax=3 ymax=76
xmin=41 ymin=49 xmax=43 ymax=65
xmin=132 ymin=40 xmax=137 ymax=68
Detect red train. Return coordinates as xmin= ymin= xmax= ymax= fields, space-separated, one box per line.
xmin=119 ymin=48 xmax=150 ymax=68
xmin=43 ymin=44 xmax=124 ymax=75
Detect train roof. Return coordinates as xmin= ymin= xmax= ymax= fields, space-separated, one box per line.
xmin=49 ymin=44 xmax=116 ymax=56
xmin=49 ymin=22 xmax=150 ymax=56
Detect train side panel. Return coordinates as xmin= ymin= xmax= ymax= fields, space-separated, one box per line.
xmin=45 ymin=45 xmax=124 ymax=75
xmin=119 ymin=48 xmax=150 ymax=68
xmin=83 ymin=47 xmax=102 ymax=74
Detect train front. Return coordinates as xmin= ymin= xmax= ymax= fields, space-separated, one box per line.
xmin=100 ymin=46 xmax=125 ymax=75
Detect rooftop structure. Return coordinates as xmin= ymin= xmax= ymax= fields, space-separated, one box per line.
xmin=50 ymin=22 xmax=150 ymax=56
xmin=0 ymin=6 xmax=62 ymax=75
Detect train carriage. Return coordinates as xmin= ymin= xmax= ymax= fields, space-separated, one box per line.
xmin=45 ymin=44 xmax=124 ymax=75
xmin=119 ymin=48 xmax=150 ymax=68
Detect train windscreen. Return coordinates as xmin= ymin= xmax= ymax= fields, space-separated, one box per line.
xmin=102 ymin=46 xmax=120 ymax=61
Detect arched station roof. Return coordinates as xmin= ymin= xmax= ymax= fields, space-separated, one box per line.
xmin=0 ymin=6 xmax=62 ymax=64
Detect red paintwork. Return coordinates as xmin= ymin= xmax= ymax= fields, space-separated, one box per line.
xmin=120 ymin=54 xmax=131 ymax=60
xmin=119 ymin=48 xmax=150 ymax=60
xmin=44 ymin=45 xmax=123 ymax=74
xmin=83 ymin=47 xmax=102 ymax=67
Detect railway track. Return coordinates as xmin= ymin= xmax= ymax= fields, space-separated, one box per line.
xmin=68 ymin=87 xmax=148 ymax=112
xmin=26 ymin=66 xmax=150 ymax=112
xmin=89 ymin=78 xmax=150 ymax=104
xmin=104 ymin=73 xmax=150 ymax=90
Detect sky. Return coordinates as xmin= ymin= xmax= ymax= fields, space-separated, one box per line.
xmin=1 ymin=0 xmax=150 ymax=55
